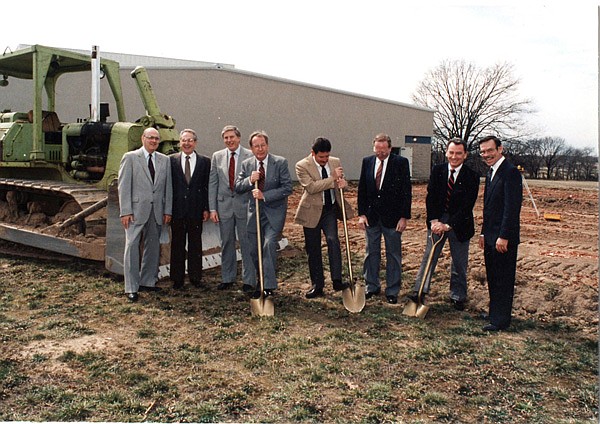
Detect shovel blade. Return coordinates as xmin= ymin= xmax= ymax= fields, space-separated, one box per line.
xmin=415 ymin=304 xmax=430 ymax=319
xmin=250 ymin=297 xmax=275 ymax=317
xmin=402 ymin=300 xmax=418 ymax=316
xmin=342 ymin=284 xmax=366 ymax=313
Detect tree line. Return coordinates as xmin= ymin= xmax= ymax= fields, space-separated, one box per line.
xmin=412 ymin=59 xmax=597 ymax=181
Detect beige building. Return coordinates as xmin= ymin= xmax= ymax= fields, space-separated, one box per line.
xmin=3 ymin=47 xmax=434 ymax=181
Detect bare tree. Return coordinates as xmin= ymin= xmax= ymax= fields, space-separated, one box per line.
xmin=412 ymin=60 xmax=534 ymax=155
xmin=533 ymin=136 xmax=566 ymax=179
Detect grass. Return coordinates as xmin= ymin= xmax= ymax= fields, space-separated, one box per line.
xmin=0 ymin=251 xmax=597 ymax=423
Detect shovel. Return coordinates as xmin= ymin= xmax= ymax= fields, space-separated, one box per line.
xmin=250 ymin=182 xmax=274 ymax=317
xmin=403 ymin=232 xmax=444 ymax=319
xmin=339 ymin=187 xmax=366 ymax=313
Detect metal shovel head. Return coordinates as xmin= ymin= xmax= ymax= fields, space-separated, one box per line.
xmin=402 ymin=299 xmax=418 ymax=316
xmin=415 ymin=303 xmax=430 ymax=319
xmin=342 ymin=283 xmax=366 ymax=313
xmin=250 ymin=296 xmax=275 ymax=317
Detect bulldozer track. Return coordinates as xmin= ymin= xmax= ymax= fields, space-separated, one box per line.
xmin=0 ymin=178 xmax=108 ymax=210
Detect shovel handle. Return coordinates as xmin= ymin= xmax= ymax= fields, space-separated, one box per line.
xmin=416 ymin=232 xmax=446 ymax=299
xmin=339 ymin=187 xmax=353 ymax=282
xmin=255 ymin=181 xmax=265 ymax=296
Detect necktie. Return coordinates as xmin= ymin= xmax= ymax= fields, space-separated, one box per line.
xmin=375 ymin=159 xmax=384 ymax=190
xmin=321 ymin=165 xmax=332 ymax=207
xmin=486 ymin=167 xmax=493 ymax=189
xmin=445 ymin=169 xmax=455 ymax=211
xmin=184 ymin=155 xmax=191 ymax=184
xmin=258 ymin=161 xmax=265 ymax=191
xmin=148 ymin=154 xmax=155 ymax=182
xmin=228 ymin=151 xmax=236 ymax=191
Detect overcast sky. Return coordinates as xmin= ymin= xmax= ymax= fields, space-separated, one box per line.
xmin=2 ymin=1 xmax=597 ymax=150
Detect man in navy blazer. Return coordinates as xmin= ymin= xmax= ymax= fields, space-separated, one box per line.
xmin=118 ymin=127 xmax=172 ymax=302
xmin=409 ymin=138 xmax=480 ymax=310
xmin=478 ymin=135 xmax=522 ymax=331
xmin=235 ymin=130 xmax=292 ymax=297
xmin=169 ymin=129 xmax=211 ymax=289
xmin=357 ymin=133 xmax=412 ymax=304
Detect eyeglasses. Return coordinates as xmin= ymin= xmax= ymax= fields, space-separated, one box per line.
xmin=144 ymin=135 xmax=160 ymax=141
xmin=180 ymin=138 xmax=196 ymax=143
xmin=479 ymin=148 xmax=497 ymax=155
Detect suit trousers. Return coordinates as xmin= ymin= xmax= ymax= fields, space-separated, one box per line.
xmin=484 ymin=243 xmax=518 ymax=328
xmin=412 ymin=226 xmax=470 ymax=301
xmin=303 ymin=204 xmax=342 ymax=288
xmin=124 ymin=208 xmax=161 ymax=293
xmin=219 ymin=212 xmax=255 ymax=286
xmin=248 ymin=213 xmax=280 ymax=290
xmin=363 ymin=219 xmax=402 ymax=296
xmin=170 ymin=217 xmax=203 ymax=284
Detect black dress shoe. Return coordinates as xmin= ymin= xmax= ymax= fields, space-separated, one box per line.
xmin=406 ymin=292 xmax=425 ymax=305
xmin=305 ymin=288 xmax=324 ymax=299
xmin=127 ymin=293 xmax=138 ymax=302
xmin=386 ymin=295 xmax=398 ymax=304
xmin=332 ymin=280 xmax=350 ymax=291
xmin=139 ymin=286 xmax=161 ymax=292
xmin=263 ymin=289 xmax=274 ymax=298
xmin=172 ymin=281 xmax=184 ymax=289
xmin=217 ymin=282 xmax=233 ymax=290
xmin=365 ymin=289 xmax=381 ymax=299
xmin=451 ymin=299 xmax=466 ymax=311
xmin=191 ymin=281 xmax=203 ymax=288
xmin=242 ymin=284 xmax=255 ymax=294
xmin=482 ymin=324 xmax=505 ymax=332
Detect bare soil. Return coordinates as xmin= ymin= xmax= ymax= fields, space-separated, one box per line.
xmin=282 ymin=179 xmax=598 ymax=334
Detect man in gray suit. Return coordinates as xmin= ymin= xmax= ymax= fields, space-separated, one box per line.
xmin=235 ymin=130 xmax=292 ymax=297
xmin=118 ymin=127 xmax=173 ymax=302
xmin=208 ymin=125 xmax=256 ymax=292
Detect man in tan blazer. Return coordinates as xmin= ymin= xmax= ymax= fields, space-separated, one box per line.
xmin=294 ymin=137 xmax=354 ymax=299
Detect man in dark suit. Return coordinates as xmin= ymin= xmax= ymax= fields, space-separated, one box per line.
xmin=357 ymin=133 xmax=412 ymax=304
xmin=294 ymin=137 xmax=354 ymax=299
xmin=118 ymin=127 xmax=172 ymax=302
xmin=235 ymin=130 xmax=292 ymax=297
xmin=408 ymin=138 xmax=480 ymax=310
xmin=169 ymin=129 xmax=211 ymax=289
xmin=208 ymin=125 xmax=255 ymax=292
xmin=478 ymin=135 xmax=522 ymax=331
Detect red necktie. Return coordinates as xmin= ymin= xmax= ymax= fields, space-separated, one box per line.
xmin=228 ymin=151 xmax=235 ymax=190
xmin=445 ymin=169 xmax=455 ymax=210
xmin=258 ymin=161 xmax=265 ymax=191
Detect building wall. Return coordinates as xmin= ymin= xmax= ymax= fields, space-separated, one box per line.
xmin=0 ymin=66 xmax=433 ymax=181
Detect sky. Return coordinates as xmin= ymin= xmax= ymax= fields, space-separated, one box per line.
xmin=2 ymin=0 xmax=597 ymax=151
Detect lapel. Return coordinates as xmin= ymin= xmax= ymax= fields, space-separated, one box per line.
xmin=485 ymin=161 xmax=505 ymax=204
xmin=307 ymin=156 xmax=321 ymax=181
xmin=138 ymin=148 xmax=154 ymax=185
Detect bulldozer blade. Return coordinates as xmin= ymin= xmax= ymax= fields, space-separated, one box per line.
xmin=250 ymin=297 xmax=275 ymax=317
xmin=342 ymin=284 xmax=366 ymax=313
xmin=402 ymin=299 xmax=418 ymax=316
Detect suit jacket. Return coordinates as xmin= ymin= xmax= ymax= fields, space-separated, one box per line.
xmin=426 ymin=163 xmax=480 ymax=242
xmin=118 ymin=147 xmax=172 ymax=224
xmin=357 ymin=153 xmax=412 ymax=228
xmin=294 ymin=155 xmax=355 ymax=228
xmin=482 ymin=158 xmax=522 ymax=246
xmin=170 ymin=152 xmax=211 ymax=220
xmin=235 ymin=153 xmax=293 ymax=233
xmin=208 ymin=146 xmax=254 ymax=219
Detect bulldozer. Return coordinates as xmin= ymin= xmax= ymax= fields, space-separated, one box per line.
xmin=0 ymin=44 xmax=223 ymax=276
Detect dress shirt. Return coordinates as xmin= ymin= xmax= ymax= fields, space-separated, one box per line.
xmin=180 ymin=151 xmax=197 ymax=175
xmin=489 ymin=156 xmax=505 ymax=181
xmin=312 ymin=157 xmax=335 ymax=205
xmin=374 ymin=156 xmax=389 ymax=188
